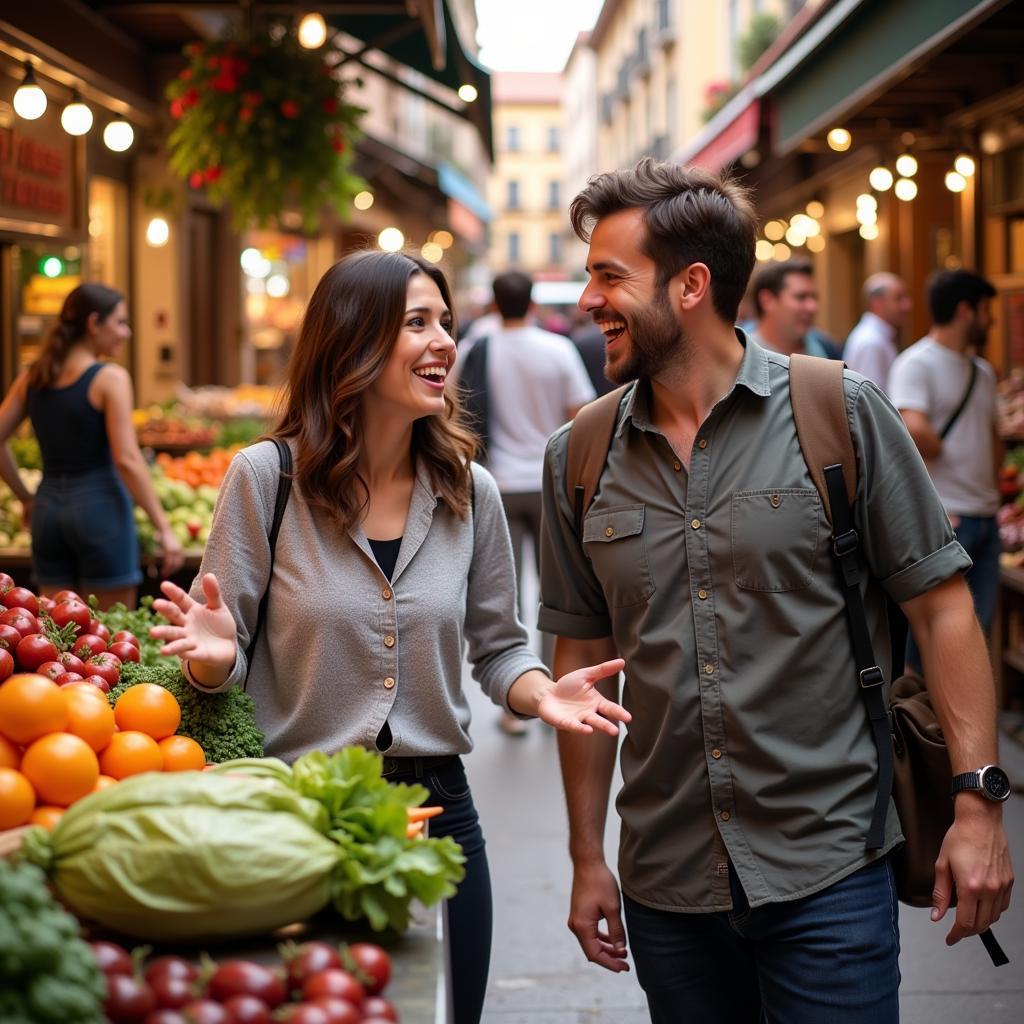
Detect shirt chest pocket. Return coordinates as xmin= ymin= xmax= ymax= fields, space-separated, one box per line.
xmin=582 ymin=505 xmax=656 ymax=607
xmin=731 ymin=489 xmax=820 ymax=592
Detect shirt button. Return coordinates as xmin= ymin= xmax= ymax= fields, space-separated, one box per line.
xmin=673 ymin=460 xmax=682 ymax=472
xmin=704 ymin=662 xmax=714 ymax=675
xmin=691 ymin=518 xmax=701 ymax=530
xmin=383 ymin=676 xmax=396 ymax=689
xmin=698 ymin=589 xmax=708 ymax=600
xmin=605 ymin=526 xmax=614 ymax=537
xmin=382 ymin=588 xmax=392 ymax=600
xmin=698 ymin=439 xmax=708 ymax=449
xmin=711 ymin=748 xmax=722 ymax=759
xmin=720 ymin=810 xmax=731 ymax=822
xmin=770 ymin=493 xmax=781 ymax=508
xmin=384 ymin=635 xmax=395 ymax=648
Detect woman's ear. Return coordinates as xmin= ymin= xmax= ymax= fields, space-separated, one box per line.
xmin=85 ymin=311 xmax=102 ymax=337
xmin=667 ymin=263 xmax=712 ymax=314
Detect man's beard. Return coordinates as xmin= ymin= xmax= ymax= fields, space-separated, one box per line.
xmin=605 ymin=288 xmax=690 ymax=385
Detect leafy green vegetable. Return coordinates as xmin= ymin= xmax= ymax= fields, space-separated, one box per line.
xmin=0 ymin=860 xmax=106 ymax=1024
xmin=107 ymin=659 xmax=265 ymax=762
xmin=92 ymin=596 xmax=167 ymax=665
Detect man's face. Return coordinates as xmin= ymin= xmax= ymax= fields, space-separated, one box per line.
xmin=966 ymin=297 xmax=992 ymax=349
xmin=578 ymin=208 xmax=690 ymax=384
xmin=876 ymin=279 xmax=912 ymax=328
xmin=760 ymin=271 xmax=817 ymax=346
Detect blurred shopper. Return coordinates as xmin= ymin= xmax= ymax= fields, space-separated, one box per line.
xmin=540 ymin=160 xmax=1012 ymax=1023
xmin=152 ymin=251 xmax=627 ymax=1024
xmin=889 ymin=269 xmax=1001 ymax=667
xmin=748 ymin=260 xmax=841 ymax=359
xmin=571 ymin=320 xmax=618 ymax=397
xmin=457 ymin=271 xmax=595 ymax=735
xmin=0 ymin=283 xmax=183 ymax=609
xmin=844 ymin=273 xmax=912 ymax=392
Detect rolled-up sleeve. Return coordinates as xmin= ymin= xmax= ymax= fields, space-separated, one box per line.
xmin=849 ymin=377 xmax=972 ymax=603
xmin=464 ymin=464 xmax=547 ymax=711
xmin=537 ymin=425 xmax=613 ymax=639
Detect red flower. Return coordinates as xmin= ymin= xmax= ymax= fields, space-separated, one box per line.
xmin=230 ymin=58 xmax=249 ymax=77
xmin=280 ymin=100 xmax=300 ymax=118
xmin=183 ymin=86 xmax=200 ymax=108
xmin=211 ymin=74 xmax=238 ymax=93
xmin=205 ymin=166 xmax=222 ymax=183
xmin=188 ymin=171 xmax=205 ymax=189
xmin=322 ymin=96 xmax=338 ymax=114
xmin=170 ymin=98 xmax=185 ymax=120
xmin=179 ymin=68 xmax=193 ymax=82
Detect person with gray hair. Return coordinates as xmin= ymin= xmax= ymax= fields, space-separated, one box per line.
xmin=843 ymin=272 xmax=912 ymax=392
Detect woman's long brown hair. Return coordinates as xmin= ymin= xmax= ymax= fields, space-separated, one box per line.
xmin=274 ymin=250 xmax=477 ymax=531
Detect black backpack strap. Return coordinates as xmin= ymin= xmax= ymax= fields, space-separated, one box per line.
xmin=243 ymin=437 xmax=293 ymax=690
xmin=823 ymin=464 xmax=892 ymax=850
xmin=938 ymin=358 xmax=978 ymax=440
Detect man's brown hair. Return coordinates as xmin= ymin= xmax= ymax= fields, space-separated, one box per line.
xmin=749 ymin=260 xmax=813 ymax=317
xmin=569 ymin=158 xmax=758 ymax=322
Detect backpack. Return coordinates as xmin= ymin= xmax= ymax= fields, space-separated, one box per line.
xmin=563 ymin=355 xmax=1007 ymax=964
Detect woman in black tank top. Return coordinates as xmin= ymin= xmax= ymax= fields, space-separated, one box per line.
xmin=0 ymin=283 xmax=184 ymax=608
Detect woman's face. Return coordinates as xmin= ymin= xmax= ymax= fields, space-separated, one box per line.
xmin=368 ymin=273 xmax=455 ymax=422
xmin=88 ymin=301 xmax=131 ymax=357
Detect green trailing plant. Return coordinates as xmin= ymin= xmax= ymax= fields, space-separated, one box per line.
xmin=165 ymin=29 xmax=366 ymax=230
xmin=738 ymin=12 xmax=781 ymax=72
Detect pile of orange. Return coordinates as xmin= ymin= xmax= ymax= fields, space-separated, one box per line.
xmin=0 ymin=675 xmax=206 ymax=833
xmin=154 ymin=445 xmax=240 ymax=488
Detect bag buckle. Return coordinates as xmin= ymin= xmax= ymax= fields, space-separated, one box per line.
xmin=833 ymin=529 xmax=859 ymax=557
xmin=859 ymin=665 xmax=884 ymax=689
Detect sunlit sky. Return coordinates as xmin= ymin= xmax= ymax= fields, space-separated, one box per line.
xmin=475 ymin=0 xmax=605 ymax=72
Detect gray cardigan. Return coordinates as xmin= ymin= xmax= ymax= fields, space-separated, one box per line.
xmin=186 ymin=441 xmax=545 ymax=763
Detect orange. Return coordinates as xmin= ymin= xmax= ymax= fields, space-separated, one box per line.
xmin=0 ymin=767 xmax=35 ymax=829
xmin=0 ymin=735 xmax=20 ymax=770
xmin=114 ymin=684 xmax=181 ymax=740
xmin=64 ymin=688 xmax=116 ymax=753
xmin=20 ymin=732 xmax=100 ymax=807
xmin=99 ymin=730 xmax=163 ymax=779
xmin=158 ymin=735 xmax=206 ymax=772
xmin=0 ymin=674 xmax=68 ymax=745
xmin=93 ymin=774 xmax=118 ymax=792
xmin=29 ymin=805 xmax=65 ymax=831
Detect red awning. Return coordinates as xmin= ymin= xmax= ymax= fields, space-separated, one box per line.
xmin=686 ymin=99 xmax=761 ymax=173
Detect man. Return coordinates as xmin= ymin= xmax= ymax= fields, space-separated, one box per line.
xmin=571 ymin=319 xmax=618 ymax=397
xmin=889 ymin=270 xmax=1002 ymax=655
xmin=748 ymin=259 xmax=841 ymax=359
xmin=538 ymin=160 xmax=1012 ymax=1022
xmin=458 ymin=271 xmax=595 ymax=734
xmin=844 ymin=272 xmax=913 ymax=392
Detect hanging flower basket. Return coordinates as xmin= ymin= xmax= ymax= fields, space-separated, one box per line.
xmin=165 ymin=31 xmax=365 ymax=231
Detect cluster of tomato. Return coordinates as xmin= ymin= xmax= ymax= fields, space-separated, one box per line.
xmin=0 ymin=676 xmax=205 ymax=833
xmin=94 ymin=938 xmax=398 ymax=1024
xmin=0 ymin=576 xmax=138 ymax=692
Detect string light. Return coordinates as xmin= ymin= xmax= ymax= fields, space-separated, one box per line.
xmin=944 ymin=171 xmax=967 ymax=193
xmin=895 ymin=154 xmax=918 ymax=177
xmin=954 ymin=154 xmax=976 ymax=177
xmin=826 ymin=128 xmax=851 ymax=152
xmin=298 ymin=13 xmax=328 ymax=49
xmin=894 ymin=178 xmax=918 ymax=202
xmin=61 ymin=93 xmax=93 ymax=136
xmin=868 ymin=167 xmax=893 ymax=191
xmin=13 ymin=63 xmax=46 ymax=120
xmin=103 ymin=120 xmax=134 ymax=152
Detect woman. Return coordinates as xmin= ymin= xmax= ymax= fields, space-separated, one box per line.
xmin=0 ymin=284 xmax=183 ymax=608
xmin=151 ymin=251 xmax=627 ymax=1024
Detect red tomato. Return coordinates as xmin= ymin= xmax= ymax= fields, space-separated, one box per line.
xmin=286 ymin=942 xmax=343 ymax=989
xmin=0 ymin=648 xmax=14 ymax=682
xmin=50 ymin=598 xmax=92 ymax=632
xmin=144 ymin=957 xmax=199 ymax=987
xmin=179 ymin=1000 xmax=232 ymax=1024
xmin=15 ymin=633 xmax=59 ymax=672
xmin=112 ymin=630 xmax=141 ymax=649
xmin=149 ymin=975 xmax=194 ymax=1010
xmin=0 ymin=572 xmax=14 ymax=592
xmin=277 ymin=1006 xmax=329 ymax=1024
xmin=36 ymin=660 xmax=66 ymax=682
xmin=108 ymin=641 xmax=141 ymax=664
xmin=73 ymin=634 xmax=108 ymax=658
xmin=345 ymin=943 xmax=391 ymax=996
xmin=360 ymin=996 xmax=398 ymax=1021
xmin=81 ymin=673 xmax=112 ymax=694
xmin=91 ymin=940 xmax=134 ymax=976
xmin=105 ymin=975 xmax=156 ymax=1023
xmin=89 ymin=619 xmax=112 ymax=643
xmin=0 ymin=623 xmax=22 ymax=652
xmin=221 ymin=995 xmax=272 ymax=1024
xmin=58 ymin=650 xmax=88 ymax=675
xmin=56 ymin=672 xmax=85 ymax=687
xmin=143 ymin=1012 xmax=186 ymax=1024
xmin=301 ymin=970 xmax=364 ymax=1006
xmin=2 ymin=586 xmax=39 ymax=615
xmin=311 ymin=998 xmax=360 ymax=1024
xmin=38 ymin=596 xmax=56 ymax=614
xmin=206 ymin=961 xmax=286 ymax=1007
xmin=86 ymin=651 xmax=121 ymax=686
xmin=0 ymin=607 xmax=41 ymax=638
xmin=53 ymin=589 xmax=82 ymax=604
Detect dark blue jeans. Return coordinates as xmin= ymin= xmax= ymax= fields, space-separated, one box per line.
xmin=382 ymin=757 xmax=491 ymax=1024
xmin=623 ymin=858 xmax=901 ymax=1024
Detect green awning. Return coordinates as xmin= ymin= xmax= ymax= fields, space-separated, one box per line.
xmin=772 ymin=0 xmax=1003 ymax=154
xmin=329 ymin=1 xmax=493 ymax=158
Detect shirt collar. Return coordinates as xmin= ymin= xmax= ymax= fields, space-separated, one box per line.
xmin=862 ymin=310 xmax=897 ymax=339
xmin=619 ymin=327 xmax=771 ymax=436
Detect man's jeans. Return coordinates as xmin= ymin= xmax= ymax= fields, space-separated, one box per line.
xmin=907 ymin=513 xmax=1001 ymax=670
xmin=623 ymin=857 xmax=900 ymax=1024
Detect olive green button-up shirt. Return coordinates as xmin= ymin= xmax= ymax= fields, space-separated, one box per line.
xmin=539 ymin=337 xmax=971 ymax=912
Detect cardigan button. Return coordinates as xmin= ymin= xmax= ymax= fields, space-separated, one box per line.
xmin=383 ymin=677 xmax=396 ymax=689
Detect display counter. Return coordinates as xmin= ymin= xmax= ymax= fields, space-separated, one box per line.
xmin=995 ymin=566 xmax=1024 ymax=710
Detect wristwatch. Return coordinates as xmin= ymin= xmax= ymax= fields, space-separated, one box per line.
xmin=950 ymin=765 xmax=1011 ymax=802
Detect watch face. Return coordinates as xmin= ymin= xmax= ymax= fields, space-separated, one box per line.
xmin=981 ymin=766 xmax=1011 ymax=801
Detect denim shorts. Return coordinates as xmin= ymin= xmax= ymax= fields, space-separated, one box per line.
xmin=32 ymin=466 xmax=142 ymax=590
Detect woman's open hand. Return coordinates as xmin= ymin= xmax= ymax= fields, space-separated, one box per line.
xmin=536 ymin=658 xmax=630 ymax=736
xmin=150 ymin=573 xmax=237 ymax=670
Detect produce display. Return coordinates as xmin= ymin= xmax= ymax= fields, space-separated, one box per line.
xmin=142 ymin=473 xmax=220 ymax=555
xmin=998 ymin=370 xmax=1024 ymax=440
xmin=0 ymin=859 xmax=107 ymax=1024
xmin=998 ymin=447 xmax=1024 ymax=564
xmin=154 ymin=448 xmax=240 ymax=490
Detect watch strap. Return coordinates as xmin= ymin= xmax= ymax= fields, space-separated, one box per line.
xmin=951 ymin=770 xmax=981 ymax=796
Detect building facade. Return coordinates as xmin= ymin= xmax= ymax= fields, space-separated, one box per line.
xmin=562 ymin=32 xmax=598 ymax=276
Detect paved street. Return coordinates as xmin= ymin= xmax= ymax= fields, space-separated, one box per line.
xmin=460 ymin=568 xmax=1024 ymax=1023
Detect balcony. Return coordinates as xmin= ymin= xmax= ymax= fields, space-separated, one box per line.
xmin=634 ymin=27 xmax=651 ymax=78
xmin=655 ymin=0 xmax=677 ymax=47
xmin=600 ymin=92 xmax=614 ymax=125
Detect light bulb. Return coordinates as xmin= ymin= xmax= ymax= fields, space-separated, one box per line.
xmin=61 ymin=98 xmax=93 ymax=136
xmin=894 ymin=178 xmax=918 ymax=201
xmin=856 ymin=207 xmax=877 ymax=226
xmin=772 ymin=242 xmax=791 ymax=261
xmin=868 ymin=167 xmax=893 ymax=191
xmin=944 ymin=171 xmax=967 ymax=193
xmin=764 ymin=220 xmax=785 ymax=241
xmin=755 ymin=239 xmax=774 ymax=261
xmin=807 ymin=235 xmax=826 ymax=253
xmin=431 ymin=230 xmax=454 ymax=249
xmin=895 ymin=153 xmax=918 ymax=177
xmin=856 ymin=193 xmax=878 ymax=211
xmin=377 ymin=227 xmax=405 ymax=252
xmin=826 ymin=128 xmax=851 ymax=152
xmin=421 ymin=242 xmax=444 ymax=264
xmin=954 ymin=154 xmax=975 ymax=177
xmin=353 ymin=191 xmax=374 ymax=211
xmin=859 ymin=223 xmax=879 ymax=240
xmin=298 ymin=13 xmax=328 ymax=49
xmin=458 ymin=84 xmax=478 ymax=103
xmin=103 ymin=120 xmax=134 ymax=152
xmin=785 ymin=226 xmax=806 ymax=247
xmin=805 ymin=200 xmax=825 ymax=219
xmin=145 ymin=217 xmax=170 ymax=247
xmin=13 ymin=65 xmax=46 ymax=120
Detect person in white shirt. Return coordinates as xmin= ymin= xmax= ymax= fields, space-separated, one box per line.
xmin=889 ymin=269 xmax=1001 ymax=667
xmin=843 ymin=273 xmax=912 ymax=393
xmin=456 ymin=271 xmax=596 ymax=734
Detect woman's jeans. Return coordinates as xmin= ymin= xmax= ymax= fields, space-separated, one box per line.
xmin=381 ymin=756 xmax=492 ymax=1024
xmin=623 ymin=857 xmax=901 ymax=1024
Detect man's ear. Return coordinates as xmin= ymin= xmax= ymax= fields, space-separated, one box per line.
xmin=667 ymin=263 xmax=712 ymax=314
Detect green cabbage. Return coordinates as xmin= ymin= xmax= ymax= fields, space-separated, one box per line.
xmin=21 ymin=772 xmax=339 ymax=941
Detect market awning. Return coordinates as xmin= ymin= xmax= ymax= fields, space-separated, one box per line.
xmin=677 ymin=97 xmax=761 ymax=173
